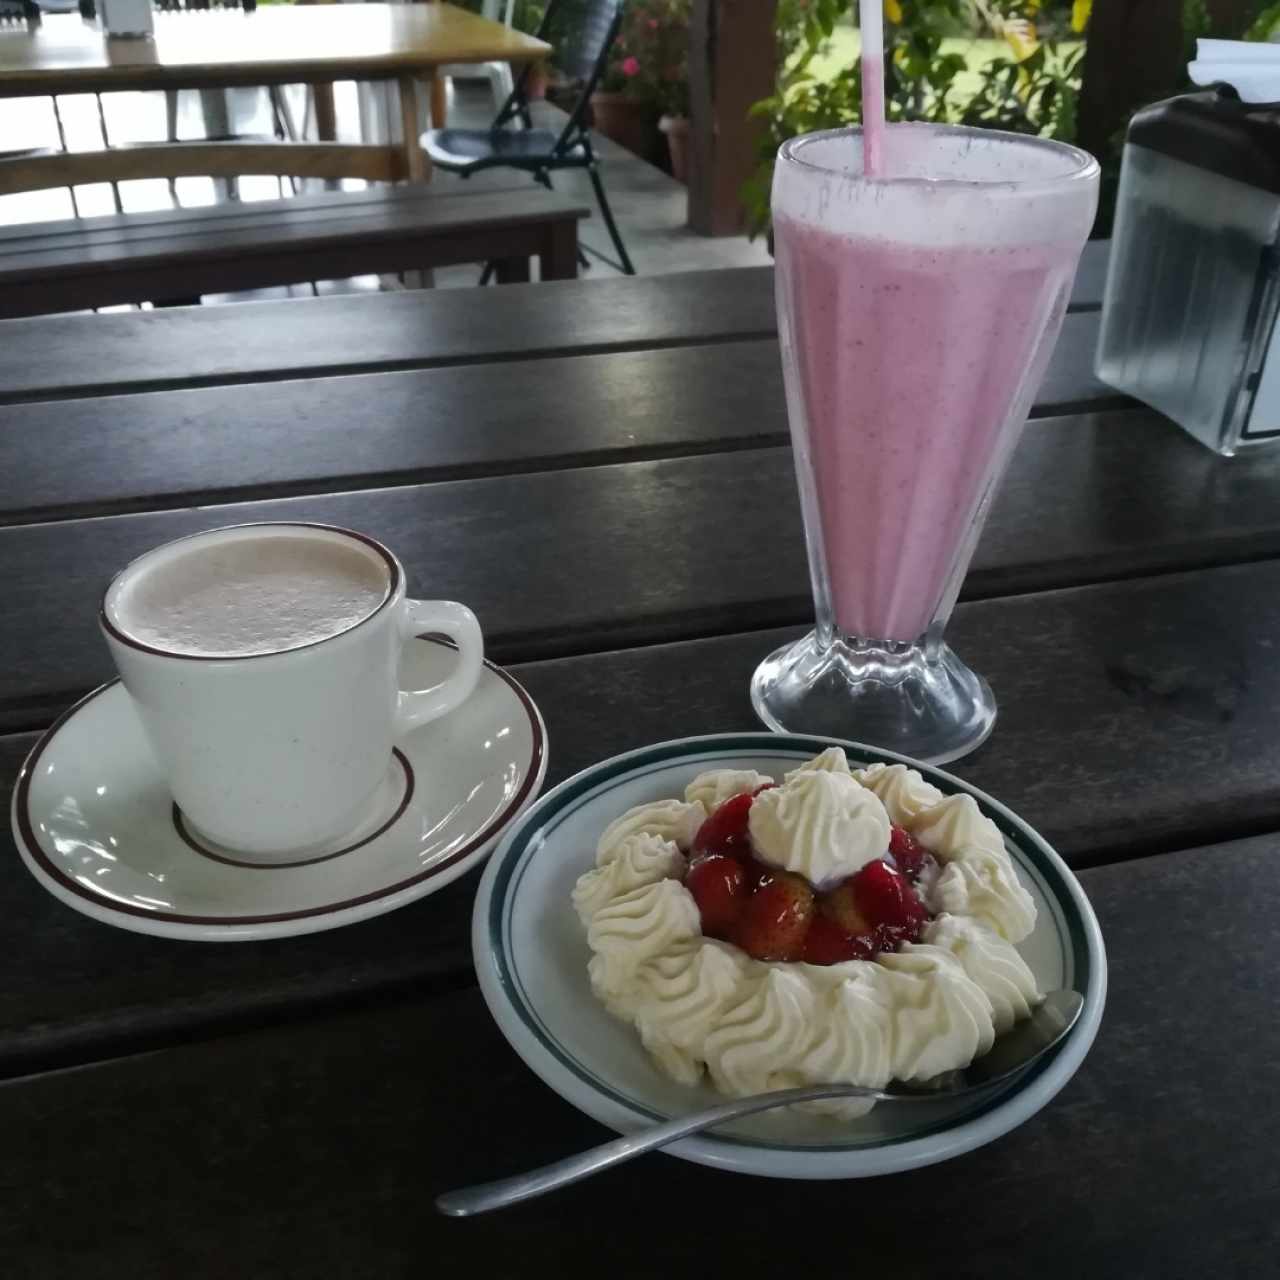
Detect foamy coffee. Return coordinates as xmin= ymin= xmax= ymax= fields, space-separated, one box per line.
xmin=106 ymin=528 xmax=390 ymax=658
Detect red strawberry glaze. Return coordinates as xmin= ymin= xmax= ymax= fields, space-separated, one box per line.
xmin=687 ymin=788 xmax=934 ymax=966
xmin=730 ymin=870 xmax=814 ymax=961
xmin=684 ymin=855 xmax=747 ymax=940
xmin=691 ymin=792 xmax=755 ymax=859
xmin=800 ymin=914 xmax=877 ymax=965
xmin=888 ymin=825 xmax=930 ymax=879
xmin=851 ymin=858 xmax=928 ymax=939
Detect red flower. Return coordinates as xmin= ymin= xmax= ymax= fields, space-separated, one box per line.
xmin=648 ymin=16 xmax=659 ymax=26
xmin=621 ymin=55 xmax=640 ymax=77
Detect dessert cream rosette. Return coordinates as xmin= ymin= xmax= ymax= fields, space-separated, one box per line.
xmin=572 ymin=750 xmax=1040 ymax=1117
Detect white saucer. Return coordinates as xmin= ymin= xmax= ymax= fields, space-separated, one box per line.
xmin=474 ymin=733 xmax=1106 ymax=1180
xmin=13 ymin=638 xmax=547 ymax=941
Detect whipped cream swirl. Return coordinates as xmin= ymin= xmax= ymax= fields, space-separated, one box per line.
xmin=685 ymin=769 xmax=773 ymax=811
xmin=573 ymin=751 xmax=1043 ymax=1115
xmin=748 ymin=768 xmax=890 ymax=886
xmin=927 ymin=849 xmax=1037 ymax=942
xmin=922 ymin=915 xmax=1040 ymax=1034
xmin=573 ymin=832 xmax=687 ymax=926
xmin=784 ymin=746 xmax=851 ymax=781
xmin=871 ymin=789 xmax=1038 ymax=946
xmin=586 ymin=879 xmax=701 ymax=997
xmin=596 ymin=799 xmax=705 ymax=865
xmin=853 ymin=762 xmax=945 ymax=825
xmin=910 ymin=793 xmax=1005 ymax=859
xmin=874 ymin=947 xmax=997 ymax=1081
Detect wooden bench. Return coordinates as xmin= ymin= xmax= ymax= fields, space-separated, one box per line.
xmin=0 ymin=178 xmax=588 ymax=317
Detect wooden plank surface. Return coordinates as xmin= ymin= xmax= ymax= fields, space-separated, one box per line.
xmin=0 ymin=834 xmax=1275 ymax=1277
xmin=3 ymin=411 xmax=1279 ymax=730
xmin=0 ymin=141 xmax=410 ymax=197
xmin=0 ymin=269 xmax=777 ymax=404
xmin=3 ymin=559 xmax=1280 ymax=1075
xmin=0 ymin=187 xmax=588 ymax=274
xmin=0 ymin=189 xmax=590 ymax=317
xmin=0 ymin=267 xmax=1111 ymax=405
xmin=0 ymin=6 xmax=549 ymax=96
xmin=0 ymin=179 xmax=538 ymax=249
xmin=0 ymin=348 xmax=1134 ymax=525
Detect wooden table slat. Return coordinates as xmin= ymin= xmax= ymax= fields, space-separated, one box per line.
xmin=1 ymin=242 xmax=1272 ymax=1276
xmin=3 ymin=557 xmax=1280 ymax=1078
xmin=0 ymin=188 xmax=590 ymax=275
xmin=0 ymin=833 xmax=1275 ymax=1277
xmin=0 ymin=179 xmax=539 ymax=250
xmin=0 ymin=265 xmax=1113 ymax=406
xmin=3 ymin=408 xmax=1279 ymax=732
xmin=0 ymin=340 xmax=1128 ymax=527
xmin=0 ymin=269 xmax=778 ymax=404
xmin=0 ymin=5 xmax=550 ymax=97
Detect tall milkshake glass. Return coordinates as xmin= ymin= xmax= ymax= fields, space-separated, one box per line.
xmin=752 ymin=125 xmax=1098 ymax=763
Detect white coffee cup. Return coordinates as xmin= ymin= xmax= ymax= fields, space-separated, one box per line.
xmin=100 ymin=522 xmax=483 ymax=861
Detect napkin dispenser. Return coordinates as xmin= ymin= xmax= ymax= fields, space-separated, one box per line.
xmin=1095 ymin=91 xmax=1280 ymax=455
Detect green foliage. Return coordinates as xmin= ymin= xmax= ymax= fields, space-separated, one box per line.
xmin=599 ymin=0 xmax=690 ymax=115
xmin=512 ymin=0 xmax=548 ymax=31
xmin=743 ymin=0 xmax=1085 ymax=238
xmin=446 ymin=0 xmax=546 ymax=32
xmin=957 ymin=41 xmax=1084 ymax=140
xmin=1245 ymin=1 xmax=1280 ymax=38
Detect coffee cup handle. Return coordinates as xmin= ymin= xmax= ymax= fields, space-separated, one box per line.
xmin=394 ymin=599 xmax=484 ymax=735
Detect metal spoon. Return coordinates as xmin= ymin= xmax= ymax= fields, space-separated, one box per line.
xmin=437 ymin=988 xmax=1083 ymax=1217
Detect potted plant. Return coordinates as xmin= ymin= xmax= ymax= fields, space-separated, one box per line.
xmin=590 ymin=34 xmax=658 ymax=159
xmin=589 ymin=0 xmax=692 ymax=168
xmin=624 ymin=0 xmax=692 ymax=181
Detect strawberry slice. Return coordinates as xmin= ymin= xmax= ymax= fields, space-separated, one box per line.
xmin=888 ymin=825 xmax=930 ymax=880
xmin=684 ymin=855 xmax=747 ymax=939
xmin=691 ymin=792 xmax=755 ymax=859
xmin=818 ymin=881 xmax=873 ymax=936
xmin=731 ymin=869 xmax=814 ymax=961
xmin=852 ymin=858 xmax=927 ymax=939
xmin=800 ymin=914 xmax=876 ymax=966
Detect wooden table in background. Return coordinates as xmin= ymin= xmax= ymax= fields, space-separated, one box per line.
xmin=0 ymin=246 xmax=1277 ymax=1275
xmin=0 ymin=3 xmax=548 ymax=181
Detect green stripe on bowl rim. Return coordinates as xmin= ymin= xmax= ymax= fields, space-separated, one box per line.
xmin=486 ymin=733 xmax=1093 ymax=1154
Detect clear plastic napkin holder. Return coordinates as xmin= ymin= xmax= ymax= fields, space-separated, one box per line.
xmin=1096 ymin=91 xmax=1280 ymax=456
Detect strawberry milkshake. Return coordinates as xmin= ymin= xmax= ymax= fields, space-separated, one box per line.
xmin=753 ymin=124 xmax=1098 ymax=762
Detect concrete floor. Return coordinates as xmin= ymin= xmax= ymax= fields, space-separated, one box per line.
xmin=0 ymin=78 xmax=769 ymax=308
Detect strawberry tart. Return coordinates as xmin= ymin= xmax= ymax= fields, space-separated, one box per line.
xmin=571 ymin=748 xmax=1041 ymax=1116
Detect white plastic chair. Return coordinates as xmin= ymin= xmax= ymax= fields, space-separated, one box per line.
xmin=440 ymin=0 xmax=517 ymax=109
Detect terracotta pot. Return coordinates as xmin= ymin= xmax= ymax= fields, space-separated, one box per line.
xmin=589 ymin=92 xmax=658 ymax=161
xmin=659 ymin=114 xmax=690 ymax=184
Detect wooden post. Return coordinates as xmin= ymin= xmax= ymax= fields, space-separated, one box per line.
xmin=398 ymin=75 xmax=429 ymax=182
xmin=1077 ymin=0 xmax=1184 ymax=166
xmin=688 ymin=0 xmax=778 ymax=237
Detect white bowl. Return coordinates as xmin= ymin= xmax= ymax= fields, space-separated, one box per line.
xmin=473 ymin=733 xmax=1106 ymax=1179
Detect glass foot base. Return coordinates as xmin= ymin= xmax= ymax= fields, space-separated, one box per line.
xmin=750 ymin=631 xmax=996 ymax=765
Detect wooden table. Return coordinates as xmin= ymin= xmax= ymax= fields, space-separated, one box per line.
xmin=0 ymin=4 xmax=549 ymax=181
xmin=1 ymin=251 xmax=1278 ymax=1275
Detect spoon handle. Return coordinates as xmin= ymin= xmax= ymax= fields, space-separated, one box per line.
xmin=436 ymin=1082 xmax=917 ymax=1217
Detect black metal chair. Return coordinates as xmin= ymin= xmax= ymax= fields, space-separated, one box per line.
xmin=421 ymin=0 xmax=635 ymax=277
